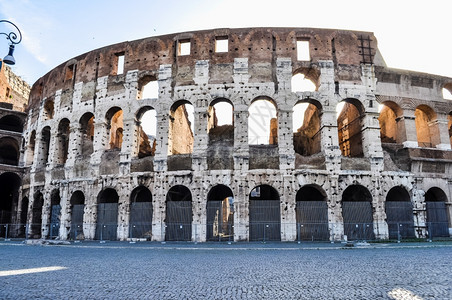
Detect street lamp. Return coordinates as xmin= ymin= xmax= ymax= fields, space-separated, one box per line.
xmin=0 ymin=20 xmax=22 ymax=71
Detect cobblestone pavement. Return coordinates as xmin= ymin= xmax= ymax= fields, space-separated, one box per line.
xmin=0 ymin=241 xmax=451 ymax=299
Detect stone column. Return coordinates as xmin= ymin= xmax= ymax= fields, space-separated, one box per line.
xmin=192 ymin=97 xmax=209 ymax=172
xmin=432 ymin=114 xmax=451 ymax=150
xmin=233 ymin=176 xmax=249 ymax=241
xmin=58 ymin=184 xmax=70 ymax=240
xmin=281 ymin=174 xmax=296 ymax=241
xmin=328 ymin=176 xmax=344 ymax=241
xmin=65 ymin=123 xmax=81 ymax=168
xmin=277 ymin=105 xmax=295 ymax=170
xmin=400 ymin=111 xmax=418 ymax=148
xmin=151 ymin=174 xmax=166 ymax=241
xmin=232 ymin=102 xmax=250 ymax=171
xmin=117 ymin=184 xmax=130 ymax=241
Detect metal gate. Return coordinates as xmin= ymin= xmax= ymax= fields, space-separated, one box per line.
xmin=296 ymin=201 xmax=329 ymax=241
xmin=95 ymin=203 xmax=118 ymax=240
xmin=342 ymin=201 xmax=374 ymax=240
xmin=385 ymin=201 xmax=415 ymax=239
xmin=165 ymin=201 xmax=192 ymax=241
xmin=426 ymin=201 xmax=449 ymax=238
xmin=70 ymin=204 xmax=84 ymax=240
xmin=206 ymin=200 xmax=234 ymax=241
xmin=249 ymin=200 xmax=281 ymax=241
xmin=49 ymin=204 xmax=61 ymax=239
xmin=129 ymin=202 xmax=153 ymax=240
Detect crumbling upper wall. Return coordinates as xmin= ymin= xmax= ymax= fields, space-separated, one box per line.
xmin=27 ymin=27 xmax=389 ymax=110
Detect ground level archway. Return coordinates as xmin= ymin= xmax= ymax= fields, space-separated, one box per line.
xmin=129 ymin=186 xmax=153 ymax=240
xmin=165 ymin=185 xmax=192 ymax=241
xmin=249 ymin=185 xmax=281 ymax=241
xmin=206 ymin=184 xmax=234 ymax=241
xmin=95 ymin=188 xmax=119 ymax=240
xmin=425 ymin=187 xmax=449 ymax=238
xmin=385 ymin=187 xmax=415 ymax=239
xmin=342 ymin=185 xmax=375 ymax=240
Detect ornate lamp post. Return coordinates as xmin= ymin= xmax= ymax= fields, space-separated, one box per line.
xmin=0 ymin=20 xmax=22 ymax=71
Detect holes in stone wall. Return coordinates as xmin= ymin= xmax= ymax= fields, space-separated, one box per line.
xmin=248 ymin=98 xmax=277 ymax=145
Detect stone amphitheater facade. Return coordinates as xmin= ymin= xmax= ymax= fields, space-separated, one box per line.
xmin=18 ymin=27 xmax=452 ymax=242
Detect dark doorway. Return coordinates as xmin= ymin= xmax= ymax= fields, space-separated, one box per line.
xmin=425 ymin=187 xmax=449 ymax=238
xmin=385 ymin=187 xmax=415 ymax=239
xmin=165 ymin=185 xmax=192 ymax=241
xmin=70 ymin=191 xmax=85 ymax=240
xmin=249 ymin=185 xmax=281 ymax=241
xmin=296 ymin=185 xmax=329 ymax=241
xmin=95 ymin=188 xmax=119 ymax=240
xmin=0 ymin=172 xmax=21 ymax=238
xmin=31 ymin=191 xmax=44 ymax=238
xmin=49 ymin=189 xmax=61 ymax=239
xmin=129 ymin=186 xmax=153 ymax=240
xmin=342 ymin=185 xmax=375 ymax=240
xmin=206 ymin=185 xmax=234 ymax=241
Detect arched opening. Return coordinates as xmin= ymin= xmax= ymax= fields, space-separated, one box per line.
xmin=448 ymin=112 xmax=452 ymax=148
xmin=70 ymin=191 xmax=85 ymax=240
xmin=378 ymin=101 xmax=403 ymax=144
xmin=385 ymin=186 xmax=415 ymax=239
xmin=291 ymin=73 xmax=317 ymax=92
xmin=0 ymin=172 xmax=21 ymax=237
xmin=168 ymin=101 xmax=194 ymax=155
xmin=208 ymin=99 xmax=234 ymax=144
xmin=248 ymin=98 xmax=277 ymax=145
xmin=165 ymin=185 xmax=192 ymax=241
xmin=249 ymin=185 xmax=280 ymax=241
xmin=295 ymin=185 xmax=329 ymax=241
xmin=79 ymin=112 xmax=94 ymax=157
xmin=342 ymin=185 xmax=374 ymax=240
xmin=26 ymin=130 xmax=36 ymax=165
xmin=37 ymin=126 xmax=51 ymax=168
xmin=206 ymin=184 xmax=234 ymax=241
xmin=49 ymin=189 xmax=61 ymax=239
xmin=425 ymin=187 xmax=449 ymax=238
xmin=415 ymin=105 xmax=438 ymax=148
xmin=337 ymin=99 xmax=364 ymax=157
xmin=0 ymin=137 xmax=19 ymax=165
xmin=95 ymin=188 xmax=119 ymax=240
xmin=43 ymin=99 xmax=54 ymax=120
xmin=293 ymin=100 xmax=321 ymax=156
xmin=31 ymin=191 xmax=44 ymax=239
xmin=0 ymin=115 xmax=23 ymax=132
xmin=20 ymin=197 xmax=29 ymax=225
xmin=129 ymin=186 xmax=153 ymax=240
xmin=106 ymin=107 xmax=123 ymax=150
xmin=137 ymin=75 xmax=158 ymax=100
xmin=442 ymin=84 xmax=452 ymax=100
xmin=136 ymin=107 xmax=157 ymax=158
xmin=56 ymin=118 xmax=70 ymax=165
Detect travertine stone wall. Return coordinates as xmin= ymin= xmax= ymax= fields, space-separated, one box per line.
xmin=19 ymin=28 xmax=452 ymax=241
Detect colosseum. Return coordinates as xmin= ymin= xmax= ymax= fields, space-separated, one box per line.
xmin=10 ymin=27 xmax=452 ymax=242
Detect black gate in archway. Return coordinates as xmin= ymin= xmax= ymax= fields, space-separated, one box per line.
xmin=385 ymin=187 xmax=415 ymax=240
xmin=165 ymin=185 xmax=192 ymax=241
xmin=129 ymin=186 xmax=153 ymax=240
xmin=342 ymin=185 xmax=375 ymax=241
xmin=425 ymin=187 xmax=449 ymax=238
xmin=296 ymin=185 xmax=329 ymax=241
xmin=70 ymin=191 xmax=85 ymax=240
xmin=49 ymin=189 xmax=61 ymax=239
xmin=95 ymin=188 xmax=119 ymax=241
xmin=249 ymin=185 xmax=280 ymax=241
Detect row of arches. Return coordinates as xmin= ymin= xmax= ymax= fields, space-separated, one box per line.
xmin=28 ymin=95 xmax=452 ymax=169
xmin=26 ymin=184 xmax=450 ymax=241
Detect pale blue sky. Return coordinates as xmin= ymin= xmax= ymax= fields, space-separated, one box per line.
xmin=0 ymin=0 xmax=451 ymax=85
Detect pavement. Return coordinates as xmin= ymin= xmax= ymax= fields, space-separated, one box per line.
xmin=0 ymin=240 xmax=451 ymax=299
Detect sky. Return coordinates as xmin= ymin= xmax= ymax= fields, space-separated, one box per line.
xmin=0 ymin=0 xmax=452 ymax=86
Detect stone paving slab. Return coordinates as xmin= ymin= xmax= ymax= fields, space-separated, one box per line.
xmin=0 ymin=241 xmax=451 ymax=299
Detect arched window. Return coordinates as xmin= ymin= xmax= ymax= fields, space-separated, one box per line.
xmin=295 ymin=185 xmax=329 ymax=241
xmin=337 ymin=99 xmax=364 ymax=157
xmin=206 ymin=184 xmax=234 ymax=241
xmin=378 ymin=101 xmax=403 ymax=144
xmin=442 ymin=83 xmax=452 ymax=100
xmin=37 ymin=126 xmax=51 ymax=168
xmin=248 ymin=98 xmax=277 ymax=145
xmin=168 ymin=101 xmax=194 ymax=155
xmin=129 ymin=186 xmax=153 ymax=240
xmin=79 ymin=113 xmax=95 ymax=156
xmin=291 ymin=73 xmax=316 ymax=93
xmin=385 ymin=186 xmax=415 ymax=239
xmin=293 ymin=100 xmax=321 ymax=156
xmin=137 ymin=75 xmax=158 ymax=100
xmin=415 ymin=105 xmax=439 ymax=148
xmin=96 ymin=188 xmax=119 ymax=240
xmin=56 ymin=118 xmax=70 ymax=165
xmin=249 ymin=185 xmax=280 ymax=241
xmin=136 ymin=106 xmax=157 ymax=158
xmin=105 ymin=107 xmax=123 ymax=150
xmin=165 ymin=185 xmax=192 ymax=241
xmin=43 ymin=99 xmax=54 ymax=121
xmin=208 ymin=99 xmax=234 ymax=143
xmin=342 ymin=185 xmax=374 ymax=240
xmin=31 ymin=191 xmax=44 ymax=239
xmin=0 ymin=115 xmax=23 ymax=132
xmin=0 ymin=137 xmax=19 ymax=165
